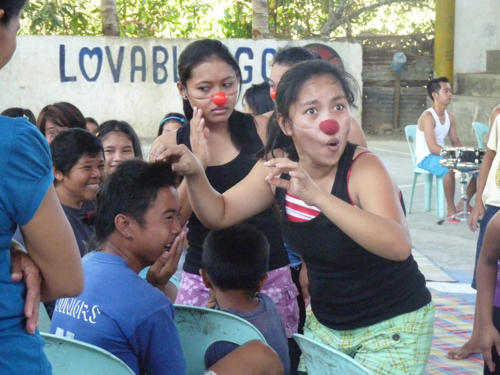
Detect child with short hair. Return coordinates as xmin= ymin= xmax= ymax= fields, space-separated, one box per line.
xmin=14 ymin=128 xmax=104 ymax=258
xmin=200 ymin=224 xmax=290 ymax=375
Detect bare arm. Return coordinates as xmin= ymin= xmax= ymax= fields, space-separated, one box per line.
xmin=348 ymin=118 xmax=367 ymax=147
xmin=419 ymin=112 xmax=443 ymax=155
xmin=10 ymin=243 xmax=42 ymax=334
xmin=150 ymin=131 xmax=193 ymax=225
xmin=185 ymin=159 xmax=275 ymax=229
xmin=165 ymin=145 xmax=275 ymax=229
xmin=468 ymin=149 xmax=495 ymax=231
xmin=324 ymin=154 xmax=410 ymax=260
xmin=265 ymin=154 xmax=410 ymax=261
xmin=476 ymin=211 xmax=500 ymax=372
xmin=448 ymin=113 xmax=462 ymax=146
xmin=20 ymin=186 xmax=83 ymax=301
xmin=151 ymin=108 xmax=212 ymax=225
xmin=489 ymin=105 xmax=500 ymax=126
xmin=209 ymin=340 xmax=283 ymax=375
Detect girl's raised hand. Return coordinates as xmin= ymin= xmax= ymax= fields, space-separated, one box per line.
xmin=264 ymin=158 xmax=321 ymax=206
xmin=162 ymin=144 xmax=204 ymax=176
xmin=189 ymin=106 xmax=210 ymax=168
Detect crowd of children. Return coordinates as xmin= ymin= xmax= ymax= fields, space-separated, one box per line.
xmin=4 ymin=1 xmax=500 ymax=374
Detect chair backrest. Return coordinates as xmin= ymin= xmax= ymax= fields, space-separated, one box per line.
xmin=472 ymin=121 xmax=489 ymax=148
xmin=41 ymin=333 xmax=135 ymax=375
xmin=38 ymin=302 xmax=51 ymax=333
xmin=404 ymin=124 xmax=419 ymax=167
xmin=293 ymin=334 xmax=372 ymax=375
xmin=174 ymin=304 xmax=266 ymax=375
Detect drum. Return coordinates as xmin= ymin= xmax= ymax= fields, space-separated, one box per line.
xmin=440 ymin=147 xmax=485 ymax=170
xmin=440 ymin=147 xmax=458 ymax=168
xmin=456 ymin=147 xmax=485 ymax=169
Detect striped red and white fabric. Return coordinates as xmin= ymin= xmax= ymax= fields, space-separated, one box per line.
xmin=285 ymin=193 xmax=320 ymax=222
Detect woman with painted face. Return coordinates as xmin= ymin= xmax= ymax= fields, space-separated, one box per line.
xmin=162 ymin=60 xmax=434 ymax=375
xmin=149 ymin=39 xmax=299 ymax=355
xmin=0 ymin=1 xmax=83 ymax=372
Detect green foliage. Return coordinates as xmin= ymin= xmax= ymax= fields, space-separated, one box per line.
xmin=19 ymin=0 xmax=435 ymax=41
xmin=218 ymin=0 xmax=252 ymax=38
xmin=21 ymin=1 xmax=101 ymax=35
xmin=268 ymin=0 xmax=324 ymax=38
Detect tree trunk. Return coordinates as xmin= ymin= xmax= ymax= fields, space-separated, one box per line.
xmin=101 ymin=0 xmax=119 ymax=36
xmin=252 ymin=0 xmax=270 ymax=39
xmin=320 ymin=0 xmax=414 ymax=38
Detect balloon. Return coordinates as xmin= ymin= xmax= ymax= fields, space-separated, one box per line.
xmin=212 ymin=92 xmax=228 ymax=106
xmin=319 ymin=119 xmax=340 ymax=135
xmin=270 ymin=88 xmax=277 ymax=100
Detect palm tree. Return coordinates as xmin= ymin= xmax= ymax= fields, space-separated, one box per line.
xmin=252 ymin=0 xmax=269 ymax=38
xmin=101 ymin=0 xmax=119 ymax=36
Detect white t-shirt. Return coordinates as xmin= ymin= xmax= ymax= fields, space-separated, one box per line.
xmin=483 ymin=115 xmax=500 ymax=207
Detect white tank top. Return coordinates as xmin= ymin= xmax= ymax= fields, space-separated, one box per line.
xmin=415 ymin=107 xmax=450 ymax=163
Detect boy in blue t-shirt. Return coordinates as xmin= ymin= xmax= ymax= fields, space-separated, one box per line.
xmin=50 ymin=160 xmax=187 ymax=375
xmin=201 ymin=225 xmax=291 ymax=375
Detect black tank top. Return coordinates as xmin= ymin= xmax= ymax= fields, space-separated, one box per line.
xmin=177 ymin=122 xmax=288 ymax=274
xmin=276 ymin=143 xmax=431 ymax=330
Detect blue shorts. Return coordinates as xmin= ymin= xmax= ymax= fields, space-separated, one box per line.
xmin=418 ymin=154 xmax=449 ymax=177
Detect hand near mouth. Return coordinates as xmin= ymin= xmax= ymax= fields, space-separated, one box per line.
xmin=146 ymin=229 xmax=187 ymax=294
xmin=190 ymin=106 xmax=210 ymax=169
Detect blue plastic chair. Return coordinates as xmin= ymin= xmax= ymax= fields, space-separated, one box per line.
xmin=404 ymin=125 xmax=445 ymax=218
xmin=174 ymin=304 xmax=266 ymax=375
xmin=472 ymin=121 xmax=489 ymax=148
xmin=41 ymin=332 xmax=134 ymax=374
xmin=38 ymin=302 xmax=51 ymax=333
xmin=293 ymin=334 xmax=372 ymax=375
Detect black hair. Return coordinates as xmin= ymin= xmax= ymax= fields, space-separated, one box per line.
xmin=85 ymin=117 xmax=99 ymax=130
xmin=1 ymin=107 xmax=36 ymax=124
xmin=202 ymin=224 xmax=269 ymax=295
xmin=37 ymin=101 xmax=86 ymax=135
xmin=243 ymin=82 xmax=274 ymax=116
xmin=178 ymin=39 xmax=242 ymax=121
xmin=95 ymin=160 xmax=179 ymax=243
xmin=96 ymin=120 xmax=143 ymax=159
xmin=50 ymin=128 xmax=104 ymax=176
xmin=263 ymin=60 xmax=358 ymax=160
xmin=427 ymin=77 xmax=450 ymax=101
xmin=178 ymin=39 xmax=261 ymax=154
xmin=272 ymin=46 xmax=318 ymax=67
xmin=0 ymin=0 xmax=27 ymax=24
xmin=158 ymin=112 xmax=186 ymax=136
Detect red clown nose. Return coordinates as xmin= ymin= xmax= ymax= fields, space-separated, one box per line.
xmin=212 ymin=92 xmax=228 ymax=106
xmin=319 ymin=119 xmax=340 ymax=135
xmin=270 ymin=88 xmax=277 ymax=100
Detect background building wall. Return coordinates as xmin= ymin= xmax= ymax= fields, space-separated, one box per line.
xmin=454 ymin=0 xmax=500 ymax=74
xmin=0 ymin=37 xmax=362 ymax=138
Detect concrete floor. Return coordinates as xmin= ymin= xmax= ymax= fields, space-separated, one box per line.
xmin=368 ymin=136 xmax=478 ymax=278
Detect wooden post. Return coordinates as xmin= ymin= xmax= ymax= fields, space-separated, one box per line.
xmin=393 ymin=72 xmax=401 ymax=128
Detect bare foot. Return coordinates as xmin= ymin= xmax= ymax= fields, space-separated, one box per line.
xmin=447 ymin=338 xmax=480 ymax=360
xmin=456 ymin=201 xmax=473 ymax=213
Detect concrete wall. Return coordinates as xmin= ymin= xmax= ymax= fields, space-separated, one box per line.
xmin=362 ymin=52 xmax=432 ymax=132
xmin=454 ymin=0 xmax=500 ymax=74
xmin=0 ymin=37 xmax=362 ymax=138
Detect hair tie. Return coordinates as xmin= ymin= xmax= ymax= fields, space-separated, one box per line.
xmin=160 ymin=116 xmax=185 ymax=127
